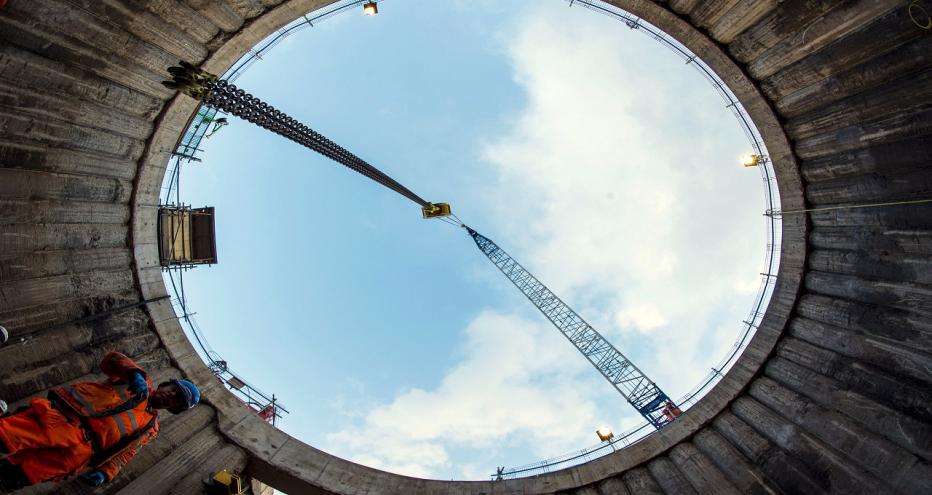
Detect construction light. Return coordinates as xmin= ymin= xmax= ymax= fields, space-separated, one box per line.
xmin=596 ymin=427 xmax=614 ymax=442
xmin=742 ymin=154 xmax=761 ymax=167
xmin=363 ymin=1 xmax=378 ymax=15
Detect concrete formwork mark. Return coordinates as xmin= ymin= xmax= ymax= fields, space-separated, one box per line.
xmin=0 ymin=0 xmax=929 ymax=493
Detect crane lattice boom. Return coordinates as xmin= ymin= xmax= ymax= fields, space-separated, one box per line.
xmin=465 ymin=226 xmax=679 ymax=429
xmin=162 ymin=61 xmax=676 ymax=428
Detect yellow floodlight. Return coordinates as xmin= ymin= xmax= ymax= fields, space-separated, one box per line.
xmin=596 ymin=427 xmax=614 ymax=442
xmin=742 ymin=154 xmax=761 ymax=167
xmin=363 ymin=1 xmax=378 ymax=15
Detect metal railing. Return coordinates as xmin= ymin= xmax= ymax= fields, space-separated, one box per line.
xmin=167 ymin=295 xmax=289 ymax=425
xmin=156 ymin=1 xmax=381 ymax=429
xmin=156 ymin=0 xmax=781 ymax=473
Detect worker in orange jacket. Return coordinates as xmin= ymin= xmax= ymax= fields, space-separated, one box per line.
xmin=0 ymin=351 xmax=200 ymax=491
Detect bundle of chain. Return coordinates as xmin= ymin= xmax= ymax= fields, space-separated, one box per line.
xmin=163 ymin=62 xmax=429 ymax=207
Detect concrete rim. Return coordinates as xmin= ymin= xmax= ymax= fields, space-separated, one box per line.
xmin=131 ymin=0 xmax=806 ymax=491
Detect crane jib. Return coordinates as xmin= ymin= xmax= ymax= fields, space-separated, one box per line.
xmin=465 ymin=225 xmax=681 ymax=430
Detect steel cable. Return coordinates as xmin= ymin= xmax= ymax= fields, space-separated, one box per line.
xmin=169 ymin=70 xmax=430 ymax=207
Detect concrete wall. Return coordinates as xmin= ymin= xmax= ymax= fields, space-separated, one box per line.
xmin=0 ymin=0 xmax=930 ymax=493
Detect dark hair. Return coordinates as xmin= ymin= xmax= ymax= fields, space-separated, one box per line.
xmin=156 ymin=381 xmax=188 ymax=414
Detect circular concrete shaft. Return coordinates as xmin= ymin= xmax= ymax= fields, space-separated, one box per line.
xmin=0 ymin=0 xmax=930 ymax=493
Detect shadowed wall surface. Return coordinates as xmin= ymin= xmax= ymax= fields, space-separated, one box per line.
xmin=1 ymin=0 xmax=930 ymax=493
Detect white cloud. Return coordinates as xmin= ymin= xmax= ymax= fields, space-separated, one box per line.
xmin=326 ymin=5 xmax=768 ymax=479
xmin=478 ymin=9 xmax=766 ymax=395
xmin=616 ymin=304 xmax=668 ymax=331
xmin=325 ymin=310 xmax=604 ymax=477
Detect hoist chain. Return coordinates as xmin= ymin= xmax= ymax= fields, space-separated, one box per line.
xmin=163 ymin=62 xmax=430 ymax=207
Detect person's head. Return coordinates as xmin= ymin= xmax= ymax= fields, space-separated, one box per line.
xmin=149 ymin=379 xmax=200 ymax=413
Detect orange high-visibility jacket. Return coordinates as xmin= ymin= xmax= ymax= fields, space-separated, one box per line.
xmin=49 ymin=352 xmax=160 ymax=481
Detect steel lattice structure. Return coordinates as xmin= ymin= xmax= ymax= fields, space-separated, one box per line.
xmin=465 ymin=226 xmax=678 ymax=429
xmin=163 ymin=58 xmax=681 ymax=429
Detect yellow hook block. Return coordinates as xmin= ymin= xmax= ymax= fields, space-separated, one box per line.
xmin=422 ymin=203 xmax=452 ymax=219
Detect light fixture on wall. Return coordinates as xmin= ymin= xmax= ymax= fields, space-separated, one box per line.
xmin=363 ymin=1 xmax=378 ymax=15
xmin=596 ymin=427 xmax=614 ymax=442
xmin=596 ymin=426 xmax=616 ymax=452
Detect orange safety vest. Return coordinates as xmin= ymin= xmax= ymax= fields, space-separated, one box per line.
xmin=661 ymin=401 xmax=682 ymax=422
xmin=49 ymin=352 xmax=160 ymax=480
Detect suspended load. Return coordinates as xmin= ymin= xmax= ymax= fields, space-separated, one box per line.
xmin=421 ymin=202 xmax=452 ymax=219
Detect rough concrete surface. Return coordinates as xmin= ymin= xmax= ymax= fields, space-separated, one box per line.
xmin=0 ymin=0 xmax=930 ymax=493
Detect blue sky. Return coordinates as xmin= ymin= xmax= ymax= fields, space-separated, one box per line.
xmin=173 ymin=0 xmax=766 ymax=481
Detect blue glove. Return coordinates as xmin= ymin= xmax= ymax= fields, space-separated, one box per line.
xmin=82 ymin=471 xmax=107 ymax=487
xmin=128 ymin=371 xmax=149 ymax=400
